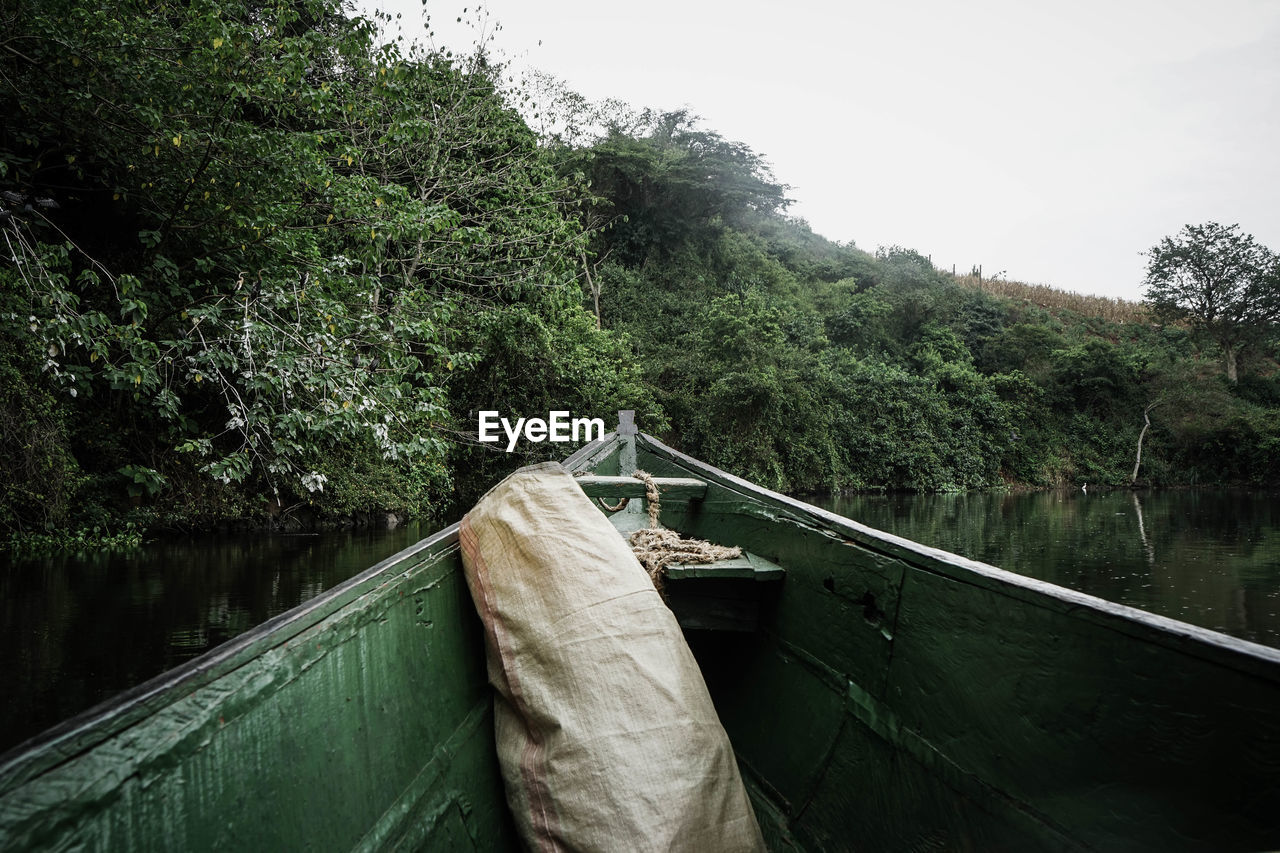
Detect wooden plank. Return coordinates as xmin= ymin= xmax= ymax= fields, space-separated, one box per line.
xmin=574 ymin=475 xmax=707 ymax=501
xmin=627 ymin=446 xmax=903 ymax=700
xmin=665 ymin=552 xmax=785 ymax=581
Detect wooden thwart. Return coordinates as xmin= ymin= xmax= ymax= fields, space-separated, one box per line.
xmin=579 ymin=469 xmax=782 ymax=632
xmin=665 ymin=552 xmax=784 ymax=582
xmin=574 ymin=475 xmax=708 ymax=501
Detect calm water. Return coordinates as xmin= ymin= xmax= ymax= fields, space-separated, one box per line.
xmin=0 ymin=522 xmax=430 ymax=754
xmin=809 ymin=488 xmax=1280 ymax=649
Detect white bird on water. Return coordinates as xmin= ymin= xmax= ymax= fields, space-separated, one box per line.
xmin=1082 ymin=482 xmax=1088 ymax=493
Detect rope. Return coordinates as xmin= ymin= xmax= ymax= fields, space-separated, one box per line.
xmin=634 ymin=470 xmax=662 ymax=528
xmin=625 ymin=469 xmax=742 ymax=593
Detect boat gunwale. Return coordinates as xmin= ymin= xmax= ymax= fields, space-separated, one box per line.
xmin=560 ymin=430 xmax=623 ymax=470
xmin=632 ymin=430 xmax=1280 ymax=677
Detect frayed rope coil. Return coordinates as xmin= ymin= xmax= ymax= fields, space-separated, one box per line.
xmin=626 ymin=470 xmax=741 ymax=592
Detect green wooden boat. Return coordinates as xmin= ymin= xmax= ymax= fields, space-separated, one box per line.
xmin=3 ymin=414 xmax=1279 ymax=851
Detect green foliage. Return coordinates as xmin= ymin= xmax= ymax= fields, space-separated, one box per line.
xmin=119 ymin=465 xmax=167 ymax=499
xmin=0 ymin=281 xmax=84 ymax=532
xmin=976 ymin=322 xmax=1064 ymax=377
xmin=445 ymin=301 xmax=664 ymax=505
xmin=1233 ymin=372 xmax=1280 ymax=408
xmin=823 ymin=285 xmax=892 ymax=352
xmin=299 ymin=441 xmax=447 ymax=521
xmin=557 ymin=89 xmax=1280 ymax=492
xmin=1049 ymin=339 xmax=1144 ymax=415
xmin=4 ymin=10 xmax=1279 ymax=543
xmin=554 ymin=108 xmax=790 ymax=265
xmin=6 ymin=523 xmax=144 ymax=556
xmin=2 ymin=0 xmax=581 ymax=486
xmin=1 ymin=0 xmax=623 ymax=534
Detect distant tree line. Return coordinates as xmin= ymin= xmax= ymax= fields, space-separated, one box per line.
xmin=536 ymin=81 xmax=1280 ymax=494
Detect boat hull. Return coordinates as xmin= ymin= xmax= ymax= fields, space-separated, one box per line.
xmin=3 ymin=428 xmax=1278 ymax=851
xmin=628 ymin=433 xmax=1280 ymax=851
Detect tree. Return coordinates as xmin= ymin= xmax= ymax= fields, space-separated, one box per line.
xmin=1131 ymin=402 xmax=1160 ymax=484
xmin=558 ymin=109 xmax=791 ymax=265
xmin=1143 ymin=223 xmax=1280 ymax=382
xmin=0 ymin=0 xmax=586 ymax=505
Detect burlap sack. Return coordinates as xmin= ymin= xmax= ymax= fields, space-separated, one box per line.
xmin=459 ymin=462 xmax=765 ymax=853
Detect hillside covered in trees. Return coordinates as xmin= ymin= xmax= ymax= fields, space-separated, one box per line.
xmin=3 ymin=0 xmax=1279 ymax=549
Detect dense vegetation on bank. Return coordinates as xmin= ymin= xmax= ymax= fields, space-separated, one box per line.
xmin=3 ymin=0 xmax=1279 ymax=548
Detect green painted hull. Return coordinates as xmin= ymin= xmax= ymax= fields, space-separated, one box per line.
xmin=2 ymin=431 xmax=1278 ymax=851
xmin=0 ymin=523 xmax=516 ymax=851
xmin=623 ymin=434 xmax=1280 ymax=851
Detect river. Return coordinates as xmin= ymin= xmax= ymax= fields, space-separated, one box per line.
xmin=808 ymin=487 xmax=1280 ymax=649
xmin=1 ymin=522 xmax=431 ymax=755
xmin=4 ymin=487 xmax=1280 ymax=754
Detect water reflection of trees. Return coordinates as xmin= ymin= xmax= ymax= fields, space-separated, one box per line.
xmin=816 ymin=489 xmax=1280 ymax=648
xmin=0 ymin=523 xmax=427 ymax=753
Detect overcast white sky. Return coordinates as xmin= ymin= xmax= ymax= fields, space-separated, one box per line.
xmin=361 ymin=0 xmax=1280 ymax=301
